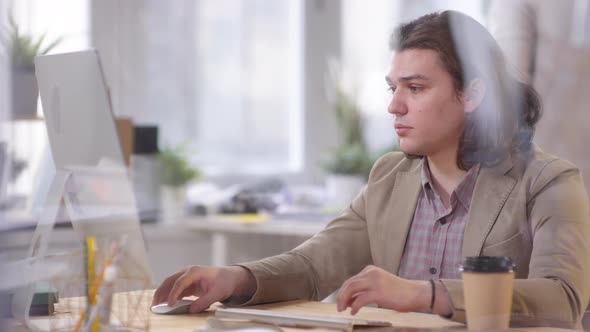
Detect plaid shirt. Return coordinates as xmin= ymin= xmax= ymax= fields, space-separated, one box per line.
xmin=398 ymin=159 xmax=480 ymax=280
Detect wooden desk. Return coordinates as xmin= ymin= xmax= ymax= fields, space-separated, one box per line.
xmin=150 ymin=300 xmax=574 ymax=332
xmin=7 ymin=291 xmax=575 ymax=332
xmin=150 ymin=300 xmax=466 ymax=331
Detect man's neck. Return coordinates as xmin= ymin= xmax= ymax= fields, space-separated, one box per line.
xmin=426 ymin=148 xmax=466 ymax=207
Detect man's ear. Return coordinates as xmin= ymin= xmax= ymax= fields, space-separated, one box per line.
xmin=464 ymin=78 xmax=486 ymax=113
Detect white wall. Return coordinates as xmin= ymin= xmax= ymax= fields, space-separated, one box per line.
xmin=0 ymin=0 xmax=10 ymax=324
xmin=0 ymin=0 xmax=8 ymax=123
xmin=302 ymin=0 xmax=342 ymax=183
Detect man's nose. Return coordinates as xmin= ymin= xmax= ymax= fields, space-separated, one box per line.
xmin=387 ymin=91 xmax=407 ymax=116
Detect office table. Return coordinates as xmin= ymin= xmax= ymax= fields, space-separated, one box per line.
xmin=0 ymin=214 xmax=329 ymax=285
xmin=151 ymin=300 xmax=467 ymax=331
xmin=7 ymin=290 xmax=576 ymax=332
xmin=149 ymin=300 xmax=575 ymax=332
xmin=185 ymin=215 xmax=331 ymax=266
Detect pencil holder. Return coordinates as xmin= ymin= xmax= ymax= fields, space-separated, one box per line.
xmin=41 ymin=236 xmax=151 ymax=332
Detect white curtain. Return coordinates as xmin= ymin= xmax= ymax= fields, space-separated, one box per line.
xmin=91 ymin=0 xmax=304 ymax=176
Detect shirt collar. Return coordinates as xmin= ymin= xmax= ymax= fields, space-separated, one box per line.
xmin=420 ymin=158 xmax=481 ymax=209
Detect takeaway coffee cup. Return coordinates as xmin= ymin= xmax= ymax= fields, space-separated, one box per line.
xmin=460 ymin=256 xmax=515 ymax=330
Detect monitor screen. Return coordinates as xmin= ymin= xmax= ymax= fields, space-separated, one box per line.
xmin=34 ymin=49 xmax=152 ymax=281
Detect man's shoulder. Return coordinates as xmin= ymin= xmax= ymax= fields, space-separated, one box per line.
xmin=368 ymin=152 xmax=420 ymax=183
xmin=517 ymin=146 xmax=581 ymax=192
xmin=528 ymin=146 xmax=578 ymax=174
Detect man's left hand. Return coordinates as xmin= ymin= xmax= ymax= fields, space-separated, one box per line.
xmin=336 ymin=265 xmax=431 ymax=315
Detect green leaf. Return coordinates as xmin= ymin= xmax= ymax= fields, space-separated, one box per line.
xmin=322 ymin=143 xmax=372 ymax=177
xmin=40 ymin=36 xmax=63 ymax=55
xmin=30 ymin=32 xmax=46 ymax=56
xmin=158 ymin=147 xmax=202 ymax=187
xmin=4 ymin=14 xmax=63 ymax=69
xmin=8 ymin=14 xmax=17 ymax=32
xmin=322 ymin=81 xmax=402 ymax=176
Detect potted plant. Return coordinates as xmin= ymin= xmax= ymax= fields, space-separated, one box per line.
xmin=3 ymin=15 xmax=62 ymax=118
xmin=322 ymin=86 xmax=373 ymax=173
xmin=322 ymin=62 xmax=400 ymax=209
xmin=158 ymin=146 xmax=201 ymax=223
xmin=321 ymin=80 xmax=374 ymax=208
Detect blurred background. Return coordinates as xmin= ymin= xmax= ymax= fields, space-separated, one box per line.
xmin=0 ymin=0 xmax=588 ymax=288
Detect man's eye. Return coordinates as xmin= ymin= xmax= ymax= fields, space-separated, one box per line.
xmin=387 ymin=86 xmax=396 ymax=93
xmin=409 ymin=85 xmax=423 ymax=92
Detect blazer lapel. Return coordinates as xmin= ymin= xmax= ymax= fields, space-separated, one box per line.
xmin=381 ymin=162 xmax=422 ymax=274
xmin=462 ymin=158 xmax=517 ymax=257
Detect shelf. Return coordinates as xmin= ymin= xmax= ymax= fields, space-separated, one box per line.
xmin=8 ymin=114 xmax=44 ymax=121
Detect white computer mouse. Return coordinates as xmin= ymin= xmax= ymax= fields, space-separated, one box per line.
xmin=151 ymin=299 xmax=193 ymax=315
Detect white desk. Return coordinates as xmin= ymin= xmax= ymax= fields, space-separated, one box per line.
xmin=0 ymin=213 xmax=331 ymax=283
xmin=184 ymin=215 xmax=331 ymax=266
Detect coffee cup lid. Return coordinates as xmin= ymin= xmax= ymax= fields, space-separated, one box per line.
xmin=459 ymin=256 xmax=515 ymax=273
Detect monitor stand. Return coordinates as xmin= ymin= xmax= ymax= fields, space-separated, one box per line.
xmin=10 ymin=169 xmax=71 ymax=331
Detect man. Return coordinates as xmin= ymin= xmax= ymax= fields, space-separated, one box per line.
xmin=153 ymin=11 xmax=590 ymax=329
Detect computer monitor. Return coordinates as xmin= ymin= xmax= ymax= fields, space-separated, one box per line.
xmin=36 ymin=50 xmax=124 ymax=170
xmin=12 ymin=49 xmax=154 ymax=329
xmin=34 ymin=48 xmax=152 ymax=276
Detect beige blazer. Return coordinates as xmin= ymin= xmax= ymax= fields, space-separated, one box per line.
xmin=238 ymin=147 xmax=590 ymax=329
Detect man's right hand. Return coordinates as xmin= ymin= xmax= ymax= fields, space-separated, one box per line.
xmin=151 ymin=265 xmax=257 ymax=313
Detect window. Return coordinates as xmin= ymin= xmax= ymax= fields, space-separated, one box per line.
xmin=1 ymin=0 xmax=89 ymax=203
xmin=192 ymin=0 xmax=303 ymax=175
xmin=10 ymin=0 xmax=89 ymax=54
xmin=94 ymin=0 xmax=304 ymax=177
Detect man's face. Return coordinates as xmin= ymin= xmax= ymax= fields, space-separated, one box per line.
xmin=386 ymin=49 xmax=466 ymax=157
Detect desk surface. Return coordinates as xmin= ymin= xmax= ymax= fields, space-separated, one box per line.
xmin=186 ymin=215 xmax=330 ymax=237
xmin=151 ymin=300 xmax=465 ymax=331
xmin=150 ymin=300 xmax=574 ymax=332
xmin=8 ymin=292 xmax=574 ymax=332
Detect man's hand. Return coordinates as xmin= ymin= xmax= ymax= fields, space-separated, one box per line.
xmin=151 ymin=265 xmax=256 ymax=313
xmin=336 ymin=265 xmax=448 ymax=315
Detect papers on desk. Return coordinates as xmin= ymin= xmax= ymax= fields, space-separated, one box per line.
xmin=199 ymin=317 xmax=284 ymax=332
xmin=214 ymin=212 xmax=338 ymax=225
xmin=214 ymin=308 xmax=392 ymax=331
xmin=218 ymin=214 xmax=271 ymax=224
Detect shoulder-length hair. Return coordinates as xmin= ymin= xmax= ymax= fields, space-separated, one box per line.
xmin=390 ymin=10 xmax=541 ymax=170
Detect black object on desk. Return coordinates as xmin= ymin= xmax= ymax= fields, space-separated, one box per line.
xmin=4 ymin=282 xmax=59 ymax=317
xmin=220 ymin=178 xmax=286 ymax=214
